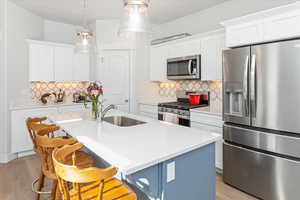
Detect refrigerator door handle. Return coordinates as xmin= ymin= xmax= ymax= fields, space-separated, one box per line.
xmin=243 ymin=56 xmax=249 ymax=116
xmin=250 ymin=54 xmax=257 ymax=116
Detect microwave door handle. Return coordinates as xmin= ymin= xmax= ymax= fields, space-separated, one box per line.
xmin=188 ymin=60 xmax=192 ymax=75
xmin=250 ymin=54 xmax=257 ymax=117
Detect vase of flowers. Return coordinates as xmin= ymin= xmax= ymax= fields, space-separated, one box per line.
xmin=85 ymin=82 xmax=103 ymax=120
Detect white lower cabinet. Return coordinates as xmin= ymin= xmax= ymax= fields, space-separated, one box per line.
xmin=11 ymin=104 xmax=90 ymax=156
xmin=191 ymin=111 xmax=223 ymax=170
xmin=11 ymin=107 xmax=58 ymax=154
xmin=138 ymin=104 xmax=158 ymax=119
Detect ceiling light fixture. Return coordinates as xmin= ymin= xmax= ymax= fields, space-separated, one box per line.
xmin=118 ymin=0 xmax=151 ymax=39
xmin=75 ymin=0 xmax=94 ymax=54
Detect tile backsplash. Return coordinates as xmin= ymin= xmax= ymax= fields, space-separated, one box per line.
xmin=31 ymin=82 xmax=87 ymax=100
xmin=159 ymin=80 xmax=223 ymax=111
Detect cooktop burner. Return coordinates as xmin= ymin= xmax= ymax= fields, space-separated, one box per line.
xmin=158 ymin=102 xmax=208 ymax=110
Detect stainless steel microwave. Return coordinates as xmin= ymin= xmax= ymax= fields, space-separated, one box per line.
xmin=167 ymin=55 xmax=201 ymax=80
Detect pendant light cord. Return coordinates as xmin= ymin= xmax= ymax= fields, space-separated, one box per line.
xmin=83 ymin=0 xmax=88 ymax=28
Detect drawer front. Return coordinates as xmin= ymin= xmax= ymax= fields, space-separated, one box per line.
xmin=190 ymin=112 xmax=223 ymax=127
xmin=224 ymin=124 xmax=300 ymax=158
xmin=58 ymin=104 xmax=87 ymax=112
xmin=224 ymin=143 xmax=300 ymax=200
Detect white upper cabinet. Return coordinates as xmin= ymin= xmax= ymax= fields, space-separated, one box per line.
xmin=201 ymin=34 xmax=225 ymax=81
xmin=54 ymin=46 xmax=74 ymax=81
xmin=73 ymin=53 xmax=90 ymax=81
xmin=167 ymin=39 xmax=201 ymax=59
xmin=221 ymin=2 xmax=300 ymax=47
xmin=29 ymin=43 xmax=54 ymax=81
xmin=262 ymin=11 xmax=300 ymax=41
xmin=150 ymin=45 xmax=168 ymax=82
xmin=225 ymin=22 xmax=263 ymax=47
xmin=28 ymin=40 xmax=90 ymax=82
xmin=149 ymin=31 xmax=224 ymax=82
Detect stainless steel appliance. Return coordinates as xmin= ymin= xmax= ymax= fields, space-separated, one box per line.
xmin=167 ymin=55 xmax=201 ymax=80
xmin=223 ymin=39 xmax=300 ymax=200
xmin=158 ymin=91 xmax=209 ymax=127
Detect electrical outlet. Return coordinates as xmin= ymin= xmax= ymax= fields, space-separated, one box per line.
xmin=167 ymin=161 xmax=175 ymax=183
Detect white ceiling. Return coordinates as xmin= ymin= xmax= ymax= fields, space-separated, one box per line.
xmin=10 ymin=0 xmax=230 ymax=25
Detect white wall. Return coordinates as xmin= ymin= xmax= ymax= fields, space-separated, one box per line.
xmin=153 ymin=0 xmax=299 ymax=38
xmin=0 ymin=0 xmax=7 ymax=161
xmin=95 ymin=20 xmax=160 ymax=113
xmin=3 ymin=1 xmax=44 ymax=159
xmin=96 ymin=19 xmax=134 ymax=49
xmin=44 ymin=20 xmax=81 ymax=44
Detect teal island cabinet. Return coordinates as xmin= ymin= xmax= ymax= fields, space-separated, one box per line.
xmin=49 ymin=110 xmax=220 ymax=200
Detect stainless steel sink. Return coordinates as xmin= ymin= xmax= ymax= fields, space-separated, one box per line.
xmin=103 ymin=116 xmax=146 ymax=127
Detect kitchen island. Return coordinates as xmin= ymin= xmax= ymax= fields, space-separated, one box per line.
xmin=49 ymin=110 xmax=221 ymax=200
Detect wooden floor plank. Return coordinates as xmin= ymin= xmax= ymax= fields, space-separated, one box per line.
xmin=0 ymin=155 xmax=258 ymax=200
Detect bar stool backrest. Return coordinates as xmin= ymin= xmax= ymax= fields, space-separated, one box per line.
xmin=35 ymin=128 xmax=76 ymax=180
xmin=26 ymin=117 xmax=57 ymax=150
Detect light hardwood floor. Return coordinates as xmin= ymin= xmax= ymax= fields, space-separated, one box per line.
xmin=0 ymin=155 xmax=258 ymax=200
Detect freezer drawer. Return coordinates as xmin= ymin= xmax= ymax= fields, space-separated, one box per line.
xmin=224 ymin=124 xmax=300 ymax=158
xmin=223 ymin=143 xmax=300 ymax=200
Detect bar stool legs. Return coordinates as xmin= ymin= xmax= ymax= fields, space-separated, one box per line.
xmin=32 ymin=168 xmax=51 ymax=200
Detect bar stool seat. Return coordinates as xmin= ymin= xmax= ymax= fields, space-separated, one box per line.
xmin=69 ymin=178 xmax=136 ymax=200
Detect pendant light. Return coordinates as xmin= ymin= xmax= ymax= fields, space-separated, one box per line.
xmin=118 ymin=0 xmax=151 ymax=39
xmin=75 ymin=0 xmax=94 ymax=54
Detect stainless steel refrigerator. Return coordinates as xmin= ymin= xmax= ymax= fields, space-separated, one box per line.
xmin=223 ymin=39 xmax=300 ymax=200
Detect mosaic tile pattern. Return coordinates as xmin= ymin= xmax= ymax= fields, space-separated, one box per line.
xmin=159 ymin=81 xmax=223 ymax=109
xmin=31 ymin=82 xmax=87 ymax=100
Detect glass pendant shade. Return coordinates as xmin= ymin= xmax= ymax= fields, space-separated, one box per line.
xmin=75 ymin=28 xmax=93 ymax=54
xmin=118 ymin=0 xmax=151 ymax=39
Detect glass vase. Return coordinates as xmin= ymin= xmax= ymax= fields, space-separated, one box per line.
xmin=91 ymin=101 xmax=99 ymax=120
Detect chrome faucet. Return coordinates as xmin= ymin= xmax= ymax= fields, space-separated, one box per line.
xmin=101 ymin=104 xmax=117 ymax=120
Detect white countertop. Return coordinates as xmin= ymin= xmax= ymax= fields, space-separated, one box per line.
xmin=10 ymin=100 xmax=88 ymax=111
xmin=191 ymin=106 xmax=222 ymax=116
xmin=138 ymin=97 xmax=176 ymax=106
xmin=49 ymin=110 xmax=221 ymax=175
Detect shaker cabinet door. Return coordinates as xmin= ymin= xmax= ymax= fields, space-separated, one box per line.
xmin=150 ymin=46 xmax=168 ymax=82
xmin=11 ymin=107 xmax=58 ymax=154
xmin=54 ymin=46 xmax=74 ymax=81
xmin=29 ymin=44 xmax=54 ymax=81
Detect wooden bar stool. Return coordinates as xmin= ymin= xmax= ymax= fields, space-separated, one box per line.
xmin=52 ymin=143 xmax=137 ymax=200
xmin=26 ymin=117 xmax=58 ymax=151
xmin=34 ymin=128 xmax=94 ymax=200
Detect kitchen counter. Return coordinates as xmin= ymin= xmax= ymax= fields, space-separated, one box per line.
xmin=10 ymin=100 xmax=89 ymax=111
xmin=191 ymin=106 xmax=222 ymax=116
xmin=49 ymin=110 xmax=221 ymax=175
xmin=138 ymin=97 xmax=176 ymax=106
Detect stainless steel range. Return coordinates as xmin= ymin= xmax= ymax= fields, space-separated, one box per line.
xmin=158 ymin=91 xmax=209 ymax=127
xmin=223 ymin=39 xmax=300 ymax=200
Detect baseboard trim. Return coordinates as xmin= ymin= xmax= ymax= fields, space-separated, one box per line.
xmin=18 ymin=150 xmax=36 ymax=158
xmin=0 ymin=153 xmax=17 ymax=163
xmin=216 ymin=167 xmax=223 ymax=175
